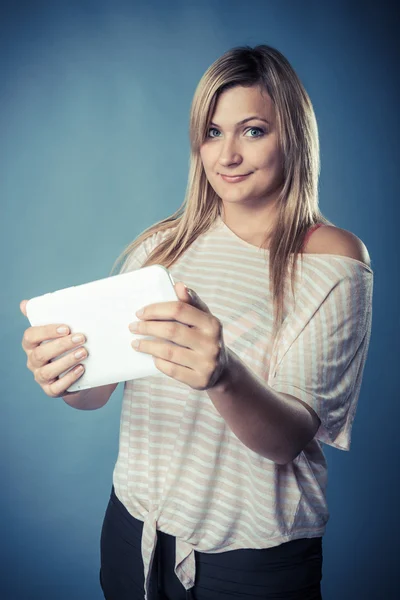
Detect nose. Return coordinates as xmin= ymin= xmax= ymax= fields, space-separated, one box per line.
xmin=217 ymin=136 xmax=243 ymax=168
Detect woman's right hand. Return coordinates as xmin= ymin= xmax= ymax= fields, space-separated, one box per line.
xmin=20 ymin=299 xmax=89 ymax=398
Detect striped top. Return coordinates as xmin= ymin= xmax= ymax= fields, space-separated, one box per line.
xmin=113 ymin=215 xmax=374 ymax=599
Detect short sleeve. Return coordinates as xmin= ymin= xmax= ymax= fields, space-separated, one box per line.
xmin=268 ymin=262 xmax=373 ymax=451
xmin=118 ymin=227 xmax=174 ymax=275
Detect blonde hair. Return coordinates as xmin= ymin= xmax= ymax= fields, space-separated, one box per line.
xmin=110 ymin=44 xmax=335 ymax=339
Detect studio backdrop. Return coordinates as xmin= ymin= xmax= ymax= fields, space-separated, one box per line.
xmin=1 ymin=1 xmax=398 ymax=599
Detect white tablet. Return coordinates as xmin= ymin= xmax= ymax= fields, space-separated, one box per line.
xmin=25 ymin=264 xmax=178 ymax=393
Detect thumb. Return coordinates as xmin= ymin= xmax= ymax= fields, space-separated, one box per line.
xmin=174 ymin=281 xmax=191 ymax=303
xmin=174 ymin=282 xmax=212 ymax=314
xmin=20 ymin=299 xmax=28 ymax=317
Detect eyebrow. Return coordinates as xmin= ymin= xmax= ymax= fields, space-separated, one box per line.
xmin=209 ymin=116 xmax=270 ymax=127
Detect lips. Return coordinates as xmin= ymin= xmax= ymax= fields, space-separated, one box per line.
xmin=220 ymin=173 xmax=251 ymax=183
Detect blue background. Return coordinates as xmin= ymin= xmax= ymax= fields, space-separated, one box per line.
xmin=2 ymin=0 xmax=398 ymax=598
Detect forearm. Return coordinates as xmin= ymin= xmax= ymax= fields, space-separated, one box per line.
xmin=62 ymin=382 xmax=117 ymax=410
xmin=206 ymin=348 xmax=320 ymax=464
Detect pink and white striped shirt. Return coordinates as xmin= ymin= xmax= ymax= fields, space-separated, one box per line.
xmin=113 ymin=215 xmax=373 ymax=599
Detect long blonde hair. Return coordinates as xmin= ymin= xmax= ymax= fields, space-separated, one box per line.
xmin=110 ymin=44 xmax=335 ymax=338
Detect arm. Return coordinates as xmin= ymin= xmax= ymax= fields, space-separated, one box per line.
xmin=62 ymin=382 xmax=118 ymax=410
xmin=207 ymin=348 xmax=320 ymax=465
xmin=207 ymin=226 xmax=372 ymax=463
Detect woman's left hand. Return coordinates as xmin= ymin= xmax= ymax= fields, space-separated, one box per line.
xmin=129 ymin=281 xmax=229 ymax=391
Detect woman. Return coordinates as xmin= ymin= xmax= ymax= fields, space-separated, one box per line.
xmin=21 ymin=45 xmax=373 ymax=600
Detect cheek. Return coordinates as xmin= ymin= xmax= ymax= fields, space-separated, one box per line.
xmin=258 ymin=145 xmax=283 ymax=175
xmin=199 ymin=148 xmax=215 ymax=176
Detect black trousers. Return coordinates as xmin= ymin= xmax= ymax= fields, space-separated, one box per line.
xmin=100 ymin=486 xmax=323 ymax=600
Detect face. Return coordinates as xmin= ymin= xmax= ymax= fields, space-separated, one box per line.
xmin=199 ymin=85 xmax=284 ymax=214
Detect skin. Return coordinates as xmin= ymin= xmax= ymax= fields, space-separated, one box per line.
xmin=130 ymin=283 xmax=320 ymax=464
xmin=199 ymin=84 xmax=284 ymax=247
xmin=20 ymin=83 xmax=370 ymax=462
xmin=19 ymin=86 xmax=282 ymax=400
xmin=123 ymin=85 xmax=322 ymax=462
xmin=19 ymin=83 xmax=320 ymax=462
xmin=130 ymin=282 xmax=228 ymax=391
xmin=126 ymin=83 xmax=293 ymax=400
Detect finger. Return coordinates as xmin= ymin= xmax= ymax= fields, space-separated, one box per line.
xmin=30 ymin=332 xmax=86 ymax=369
xmin=44 ymin=363 xmax=86 ymax=399
xmin=137 ymin=300 xmax=212 ymax=330
xmin=174 ymin=281 xmax=213 ymax=316
xmin=22 ymin=324 xmax=71 ymax=352
xmin=152 ymin=356 xmax=198 ymax=388
xmin=133 ymin=338 xmax=199 ymax=371
xmin=131 ymin=320 xmax=206 ymax=353
xmin=150 ymin=352 xmax=214 ymax=392
xmin=20 ymin=300 xmax=28 ymax=317
xmin=174 ymin=281 xmax=193 ymax=303
xmin=36 ymin=345 xmax=88 ymax=386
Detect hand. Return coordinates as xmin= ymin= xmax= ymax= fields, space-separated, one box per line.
xmin=20 ymin=299 xmax=88 ymax=398
xmin=128 ymin=282 xmax=229 ymax=391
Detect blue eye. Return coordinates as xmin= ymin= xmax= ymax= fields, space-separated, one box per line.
xmin=246 ymin=127 xmax=265 ymax=137
xmin=207 ymin=126 xmax=265 ymax=139
xmin=208 ymin=128 xmax=221 ymax=138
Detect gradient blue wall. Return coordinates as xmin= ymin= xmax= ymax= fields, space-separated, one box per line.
xmin=2 ymin=1 xmax=398 ymax=598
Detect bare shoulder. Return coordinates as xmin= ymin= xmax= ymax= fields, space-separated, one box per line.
xmin=304 ymin=225 xmax=372 ymax=268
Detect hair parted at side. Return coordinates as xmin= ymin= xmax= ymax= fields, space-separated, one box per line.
xmin=110 ymin=43 xmax=335 ymax=339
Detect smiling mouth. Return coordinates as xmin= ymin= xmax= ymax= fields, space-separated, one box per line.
xmin=220 ymin=173 xmax=251 ymax=182
xmin=220 ymin=173 xmax=251 ymax=177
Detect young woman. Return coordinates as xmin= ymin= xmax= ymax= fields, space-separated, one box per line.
xmin=21 ymin=44 xmax=373 ymax=600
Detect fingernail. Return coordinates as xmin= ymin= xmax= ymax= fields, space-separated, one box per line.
xmin=57 ymin=326 xmax=69 ymax=334
xmin=72 ymin=334 xmax=85 ymax=343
